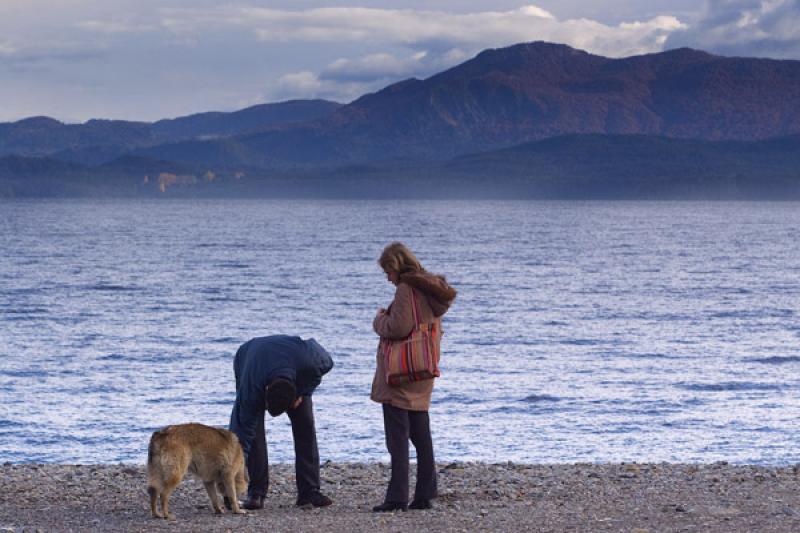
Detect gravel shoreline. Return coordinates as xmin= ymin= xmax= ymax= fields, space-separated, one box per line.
xmin=1 ymin=462 xmax=798 ymax=532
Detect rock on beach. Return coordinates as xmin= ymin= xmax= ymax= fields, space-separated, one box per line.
xmin=0 ymin=462 xmax=798 ymax=532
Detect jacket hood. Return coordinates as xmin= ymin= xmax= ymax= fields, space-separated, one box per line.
xmin=399 ymin=271 xmax=457 ymax=317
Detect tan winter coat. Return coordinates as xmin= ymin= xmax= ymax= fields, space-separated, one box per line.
xmin=371 ymin=271 xmax=456 ymax=411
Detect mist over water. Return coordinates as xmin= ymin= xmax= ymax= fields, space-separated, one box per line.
xmin=1 ymin=199 xmax=799 ymax=465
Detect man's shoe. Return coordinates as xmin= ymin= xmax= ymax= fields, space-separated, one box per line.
xmin=296 ymin=491 xmax=333 ymax=508
xmin=372 ymin=501 xmax=408 ymax=512
xmin=409 ymin=498 xmax=432 ymax=510
xmin=242 ymin=495 xmax=265 ymax=510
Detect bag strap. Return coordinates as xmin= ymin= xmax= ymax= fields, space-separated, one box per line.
xmin=409 ymin=287 xmax=422 ymax=327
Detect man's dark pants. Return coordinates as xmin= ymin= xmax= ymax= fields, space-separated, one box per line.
xmin=382 ymin=403 xmax=438 ymax=503
xmin=247 ymin=396 xmax=321 ymax=499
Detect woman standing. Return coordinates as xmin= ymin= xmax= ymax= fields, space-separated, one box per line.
xmin=371 ymin=242 xmax=456 ymax=512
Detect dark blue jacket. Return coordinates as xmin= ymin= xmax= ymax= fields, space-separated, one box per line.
xmin=229 ymin=335 xmax=333 ymax=457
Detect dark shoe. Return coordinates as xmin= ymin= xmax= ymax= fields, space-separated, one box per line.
xmin=409 ymin=498 xmax=432 ymax=510
xmin=223 ymin=496 xmax=233 ymax=511
xmin=372 ymin=501 xmax=408 ymax=512
xmin=242 ymin=495 xmax=265 ymax=510
xmin=296 ymin=491 xmax=333 ymax=508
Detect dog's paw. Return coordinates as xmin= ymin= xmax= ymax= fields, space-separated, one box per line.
xmin=233 ymin=509 xmax=247 ymax=515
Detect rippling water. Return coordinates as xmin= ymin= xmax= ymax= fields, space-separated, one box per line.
xmin=1 ymin=199 xmax=799 ymax=465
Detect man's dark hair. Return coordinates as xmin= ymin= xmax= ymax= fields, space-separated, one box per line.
xmin=266 ymin=378 xmax=296 ymax=417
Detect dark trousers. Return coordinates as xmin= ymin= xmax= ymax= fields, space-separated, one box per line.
xmin=247 ymin=396 xmax=321 ymax=498
xmin=382 ymin=403 xmax=438 ymax=503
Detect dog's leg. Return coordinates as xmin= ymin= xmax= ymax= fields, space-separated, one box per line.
xmin=160 ymin=474 xmax=181 ymax=520
xmin=218 ymin=482 xmax=233 ymax=510
xmin=147 ymin=486 xmax=162 ymax=518
xmin=160 ymin=491 xmax=175 ymax=520
xmin=224 ymin=473 xmax=247 ymax=514
xmin=203 ymin=481 xmax=224 ymax=514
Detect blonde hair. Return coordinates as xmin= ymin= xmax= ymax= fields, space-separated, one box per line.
xmin=379 ymin=242 xmax=424 ymax=275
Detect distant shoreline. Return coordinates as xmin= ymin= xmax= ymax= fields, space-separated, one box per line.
xmin=3 ymin=132 xmax=800 ymax=200
xmin=2 ymin=462 xmax=798 ymax=532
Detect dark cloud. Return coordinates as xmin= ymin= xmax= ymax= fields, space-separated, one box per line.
xmin=0 ymin=49 xmax=103 ymax=76
xmin=665 ymin=0 xmax=800 ymax=58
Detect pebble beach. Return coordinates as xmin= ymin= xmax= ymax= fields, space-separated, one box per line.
xmin=1 ymin=462 xmax=798 ymax=532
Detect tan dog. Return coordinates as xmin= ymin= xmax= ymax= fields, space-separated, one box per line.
xmin=147 ymin=423 xmax=248 ymax=519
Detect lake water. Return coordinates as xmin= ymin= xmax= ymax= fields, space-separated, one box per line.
xmin=1 ymin=199 xmax=799 ymax=465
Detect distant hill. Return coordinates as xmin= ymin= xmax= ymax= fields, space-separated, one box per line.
xmin=0 ymin=117 xmax=152 ymax=158
xmin=3 ymin=134 xmax=799 ymax=199
xmin=136 ymin=42 xmax=800 ymax=168
xmin=0 ymin=99 xmax=341 ymax=163
xmin=0 ymin=154 xmax=82 ymax=175
xmin=150 ymin=99 xmax=341 ymax=141
xmin=433 ymin=134 xmax=800 ymax=198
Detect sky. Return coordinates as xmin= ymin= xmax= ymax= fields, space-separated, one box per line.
xmin=1 ymin=0 xmax=799 ymax=123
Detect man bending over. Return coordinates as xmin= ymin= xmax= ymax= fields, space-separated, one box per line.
xmin=229 ymin=335 xmax=334 ymax=509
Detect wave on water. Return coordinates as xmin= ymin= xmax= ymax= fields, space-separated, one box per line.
xmin=522 ymin=394 xmax=561 ymax=403
xmin=559 ymin=339 xmax=602 ymax=346
xmin=0 ymin=369 xmax=48 ymax=378
xmin=195 ymin=243 xmax=248 ymax=249
xmin=0 ymin=308 xmax=50 ymax=320
xmin=85 ymin=283 xmax=143 ymax=292
xmin=678 ymin=381 xmax=782 ymax=392
xmin=210 ymin=337 xmax=239 ymax=344
xmin=487 ymin=394 xmax=565 ymax=414
xmin=709 ymin=309 xmax=794 ymax=319
xmin=438 ymin=394 xmax=486 ymax=405
xmin=627 ymin=352 xmax=683 ymax=360
xmin=75 ymin=384 xmax=127 ymax=394
xmin=0 ymin=306 xmax=50 ymax=314
xmin=746 ymin=356 xmax=800 ymax=365
xmin=206 ymin=398 xmax=237 ymax=406
xmin=213 ymin=261 xmax=250 ymax=269
xmin=457 ymin=336 xmax=554 ymax=347
xmin=97 ymin=353 xmax=127 ymax=361
xmin=205 ymin=296 xmax=247 ymax=303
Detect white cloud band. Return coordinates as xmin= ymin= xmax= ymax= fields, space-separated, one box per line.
xmin=159 ymin=5 xmax=682 ymax=59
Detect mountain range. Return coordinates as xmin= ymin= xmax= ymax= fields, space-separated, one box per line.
xmin=0 ymin=99 xmax=340 ymax=163
xmin=1 ymin=41 xmax=799 ymax=198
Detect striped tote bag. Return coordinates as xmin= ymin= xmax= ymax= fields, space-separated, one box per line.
xmin=382 ymin=289 xmax=441 ymax=386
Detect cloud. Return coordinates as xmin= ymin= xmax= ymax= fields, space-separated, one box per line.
xmin=276 ymin=48 xmax=478 ymax=102
xmin=275 ymin=70 xmax=368 ymax=103
xmin=157 ymin=4 xmax=686 ymax=103
xmin=0 ymin=45 xmax=101 ymax=68
xmin=76 ymin=19 xmax=158 ymax=34
xmin=665 ymin=0 xmax=800 ymax=58
xmin=277 ymin=71 xmax=324 ymax=94
xmin=0 ymin=40 xmax=16 ymax=56
xmin=320 ymin=52 xmax=432 ymax=82
xmin=159 ymin=5 xmax=683 ymax=57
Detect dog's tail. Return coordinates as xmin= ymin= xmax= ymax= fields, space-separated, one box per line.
xmin=146 ymin=428 xmax=169 ymax=490
xmin=147 ymin=429 xmax=166 ymax=466
xmin=147 ymin=433 xmax=157 ymax=468
xmin=146 ymin=435 xmax=161 ymax=517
